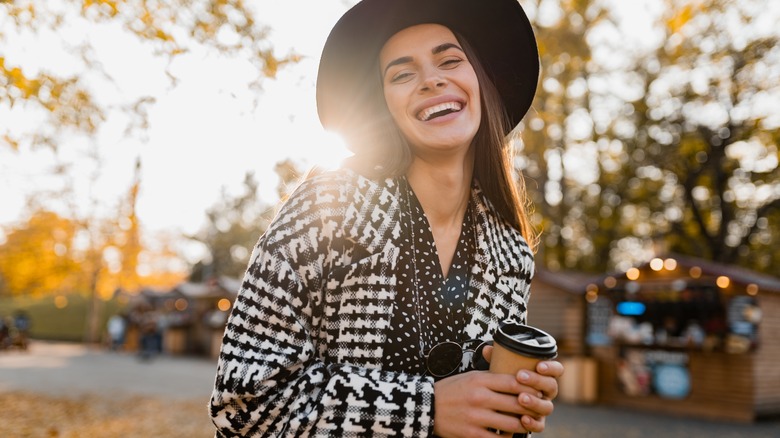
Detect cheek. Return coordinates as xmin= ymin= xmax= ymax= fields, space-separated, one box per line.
xmin=383 ymin=90 xmax=405 ymax=122
xmin=385 ymin=96 xmax=418 ymax=141
xmin=470 ymin=81 xmax=482 ymax=119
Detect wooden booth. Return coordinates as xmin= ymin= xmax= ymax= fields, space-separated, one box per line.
xmin=528 ymin=269 xmax=598 ymax=404
xmin=167 ymin=276 xmax=240 ymax=357
xmin=584 ymin=255 xmax=780 ymax=422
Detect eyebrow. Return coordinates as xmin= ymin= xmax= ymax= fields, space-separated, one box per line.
xmin=382 ymin=42 xmax=465 ymax=77
xmin=432 ymin=42 xmax=463 ymax=55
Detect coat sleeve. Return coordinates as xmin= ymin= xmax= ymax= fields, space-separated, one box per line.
xmin=209 ymin=175 xmax=435 ymax=437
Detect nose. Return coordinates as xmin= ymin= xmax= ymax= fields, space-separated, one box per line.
xmin=420 ymin=68 xmax=446 ymax=91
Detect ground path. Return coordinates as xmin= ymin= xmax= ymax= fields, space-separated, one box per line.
xmin=1 ymin=341 xmax=778 ymax=437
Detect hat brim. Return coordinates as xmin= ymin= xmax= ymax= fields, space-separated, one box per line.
xmin=316 ymin=0 xmax=539 ymax=138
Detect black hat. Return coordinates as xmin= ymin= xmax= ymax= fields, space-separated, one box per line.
xmin=316 ymin=0 xmax=539 ymax=141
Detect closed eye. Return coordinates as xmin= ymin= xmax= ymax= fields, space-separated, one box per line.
xmin=440 ymin=58 xmax=463 ymax=69
xmin=390 ymin=71 xmax=415 ymax=83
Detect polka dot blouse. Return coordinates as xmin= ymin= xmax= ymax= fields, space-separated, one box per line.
xmin=383 ymin=178 xmax=477 ymax=377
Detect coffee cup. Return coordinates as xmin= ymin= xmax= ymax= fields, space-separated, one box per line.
xmin=489 ymin=321 xmax=558 ymax=376
xmin=489 ymin=322 xmax=558 ymax=437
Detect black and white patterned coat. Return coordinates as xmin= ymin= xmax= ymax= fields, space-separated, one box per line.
xmin=209 ymin=168 xmax=535 ymax=437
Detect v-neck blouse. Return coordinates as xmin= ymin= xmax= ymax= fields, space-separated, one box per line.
xmin=383 ymin=179 xmax=477 ymax=375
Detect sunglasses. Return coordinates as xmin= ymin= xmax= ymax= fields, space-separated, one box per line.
xmin=423 ymin=339 xmax=491 ymax=377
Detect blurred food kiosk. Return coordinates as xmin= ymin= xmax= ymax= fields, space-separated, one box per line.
xmin=528 ymin=269 xmax=599 ymax=404
xmin=166 ymin=276 xmax=240 ymax=357
xmin=584 ymin=255 xmax=780 ymax=421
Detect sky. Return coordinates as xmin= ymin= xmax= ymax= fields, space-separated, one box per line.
xmin=0 ymin=0 xmax=352 ymax=243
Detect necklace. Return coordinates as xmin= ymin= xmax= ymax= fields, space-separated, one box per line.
xmin=402 ymin=177 xmax=476 ymax=366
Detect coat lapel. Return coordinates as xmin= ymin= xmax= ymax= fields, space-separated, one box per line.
xmin=341 ymin=176 xmax=403 ymax=255
xmin=323 ymin=175 xmax=403 ymax=368
xmin=464 ymin=184 xmax=535 ymax=340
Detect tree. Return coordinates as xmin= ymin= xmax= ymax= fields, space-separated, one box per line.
xmin=1 ymin=1 xmax=297 ymax=341
xmin=619 ymin=0 xmax=780 ymax=272
xmin=189 ymin=172 xmax=271 ymax=281
xmin=1 ymin=0 xmax=298 ymax=283
xmin=188 ymin=159 xmax=306 ymax=281
xmin=518 ymin=0 xmax=617 ymax=271
xmin=0 ymin=158 xmax=186 ymax=341
xmin=518 ymin=0 xmax=780 ymax=274
xmin=1 ymin=0 xmax=297 ymax=150
xmin=0 ymin=209 xmax=82 ymax=297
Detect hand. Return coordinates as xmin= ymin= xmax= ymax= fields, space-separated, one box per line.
xmin=481 ymin=346 xmax=564 ymax=434
xmin=432 ymin=371 xmax=536 ymax=438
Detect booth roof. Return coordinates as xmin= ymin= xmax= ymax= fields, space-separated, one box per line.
xmin=533 ymin=268 xmax=600 ymax=294
xmin=171 ymin=276 xmax=241 ymax=299
xmin=534 ymin=254 xmax=780 ymax=294
xmin=667 ymin=254 xmax=780 ymax=293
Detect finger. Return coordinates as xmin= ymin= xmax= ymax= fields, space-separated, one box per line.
xmin=517 ymin=370 xmax=559 ymax=400
xmin=480 ymin=371 xmax=519 ymax=390
xmin=485 ymin=391 xmax=527 ymax=417
xmin=518 ymin=391 xmax=554 ymax=417
xmin=536 ymin=360 xmax=564 ymax=378
xmin=481 ymin=410 xmax=527 ymax=436
xmin=467 ymin=373 xmax=545 ymax=417
xmin=482 ymin=345 xmax=493 ymax=363
xmin=520 ymin=413 xmax=547 ymax=434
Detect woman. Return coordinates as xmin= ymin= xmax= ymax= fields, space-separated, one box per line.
xmin=210 ymin=0 xmax=563 ymax=436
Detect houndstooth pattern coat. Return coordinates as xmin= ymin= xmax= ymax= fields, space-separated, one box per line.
xmin=209 ymin=168 xmax=535 ymax=437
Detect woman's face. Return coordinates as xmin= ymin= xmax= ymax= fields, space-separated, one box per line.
xmin=379 ymin=24 xmax=481 ymax=156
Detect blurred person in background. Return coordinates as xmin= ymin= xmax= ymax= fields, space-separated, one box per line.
xmin=107 ymin=313 xmax=127 ymax=352
xmin=12 ymin=310 xmax=30 ymax=350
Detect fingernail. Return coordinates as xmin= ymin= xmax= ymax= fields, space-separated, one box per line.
xmin=519 ymin=371 xmax=530 ymax=382
xmin=538 ymin=362 xmax=549 ymax=372
xmin=521 ymin=394 xmax=531 ymax=404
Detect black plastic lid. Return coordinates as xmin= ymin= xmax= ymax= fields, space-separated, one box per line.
xmin=493 ymin=322 xmax=558 ymax=359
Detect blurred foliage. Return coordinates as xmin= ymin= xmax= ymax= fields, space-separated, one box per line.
xmin=0 ymin=160 xmax=184 ymax=300
xmin=0 ymin=56 xmax=101 ymax=149
xmin=0 ymin=0 xmax=288 ymax=305
xmin=188 ymin=160 xmax=305 ymax=281
xmin=520 ymin=0 xmax=779 ymax=274
xmin=0 ymin=0 xmax=297 ymax=150
xmin=0 ymin=210 xmax=82 ymax=296
xmin=188 ymin=172 xmax=271 ymax=281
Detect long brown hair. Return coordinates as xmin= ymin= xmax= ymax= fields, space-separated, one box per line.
xmin=461 ymin=34 xmax=538 ymax=251
xmin=344 ymin=29 xmax=538 ymax=250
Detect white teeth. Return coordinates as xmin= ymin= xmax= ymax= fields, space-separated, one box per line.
xmin=418 ymin=102 xmax=462 ymax=121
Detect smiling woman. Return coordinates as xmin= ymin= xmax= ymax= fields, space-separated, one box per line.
xmin=209 ymin=1 xmax=564 ymax=437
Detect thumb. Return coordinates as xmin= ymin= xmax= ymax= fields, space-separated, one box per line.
xmin=482 ymin=345 xmax=493 ymax=363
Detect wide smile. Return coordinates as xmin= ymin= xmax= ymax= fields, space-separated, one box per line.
xmin=417 ymin=101 xmax=464 ymax=122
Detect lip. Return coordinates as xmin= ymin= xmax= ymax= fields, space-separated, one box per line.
xmin=413 ymin=94 xmax=466 ymax=122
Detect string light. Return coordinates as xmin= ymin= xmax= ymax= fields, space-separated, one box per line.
xmin=218 ymin=298 xmax=233 ymax=311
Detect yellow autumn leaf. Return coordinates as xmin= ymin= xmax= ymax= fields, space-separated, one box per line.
xmin=667 ymin=3 xmax=694 ymax=34
xmin=3 ymin=134 xmax=20 ymax=150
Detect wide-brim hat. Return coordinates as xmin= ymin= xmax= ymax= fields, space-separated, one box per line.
xmin=316 ymin=0 xmax=539 ymax=142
